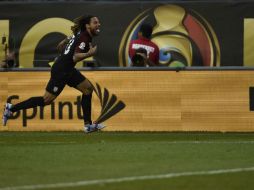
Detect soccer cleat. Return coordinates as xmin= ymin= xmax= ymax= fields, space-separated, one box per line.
xmin=2 ymin=103 xmax=13 ymax=126
xmin=84 ymin=123 xmax=106 ymax=133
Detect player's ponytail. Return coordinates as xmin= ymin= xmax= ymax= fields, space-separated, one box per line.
xmin=71 ymin=15 xmax=83 ymax=35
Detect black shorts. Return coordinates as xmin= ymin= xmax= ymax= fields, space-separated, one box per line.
xmin=46 ymin=68 xmax=86 ymax=96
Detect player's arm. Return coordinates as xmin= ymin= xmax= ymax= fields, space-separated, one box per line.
xmin=56 ymin=36 xmax=71 ymax=53
xmin=73 ymin=43 xmax=97 ymax=63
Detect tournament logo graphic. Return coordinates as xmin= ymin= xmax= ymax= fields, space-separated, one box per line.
xmin=119 ymin=4 xmax=221 ymax=67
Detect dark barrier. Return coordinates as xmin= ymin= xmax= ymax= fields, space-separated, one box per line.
xmin=1 ymin=1 xmax=254 ymax=67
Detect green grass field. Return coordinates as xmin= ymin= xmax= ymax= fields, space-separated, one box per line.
xmin=0 ymin=132 xmax=254 ymax=190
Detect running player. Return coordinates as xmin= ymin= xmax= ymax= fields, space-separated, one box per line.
xmin=2 ymin=15 xmax=105 ymax=133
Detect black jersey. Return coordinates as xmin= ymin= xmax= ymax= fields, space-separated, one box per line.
xmin=52 ymin=30 xmax=92 ymax=71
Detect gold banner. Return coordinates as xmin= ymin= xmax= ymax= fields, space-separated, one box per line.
xmin=1 ymin=70 xmax=254 ymax=132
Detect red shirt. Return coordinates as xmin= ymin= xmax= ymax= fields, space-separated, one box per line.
xmin=129 ymin=37 xmax=159 ymax=65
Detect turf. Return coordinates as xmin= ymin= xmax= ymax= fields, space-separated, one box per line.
xmin=0 ymin=132 xmax=254 ymax=190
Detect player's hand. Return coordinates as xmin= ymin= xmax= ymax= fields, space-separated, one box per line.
xmin=87 ymin=43 xmax=97 ymax=57
xmin=56 ymin=38 xmax=69 ymax=53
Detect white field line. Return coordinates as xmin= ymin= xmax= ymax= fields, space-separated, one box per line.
xmin=162 ymin=140 xmax=254 ymax=144
xmin=0 ymin=141 xmax=78 ymax=144
xmin=1 ymin=140 xmax=254 ymax=145
xmin=0 ymin=167 xmax=254 ymax=190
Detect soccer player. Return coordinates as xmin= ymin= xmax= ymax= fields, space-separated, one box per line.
xmin=2 ymin=15 xmax=105 ymax=133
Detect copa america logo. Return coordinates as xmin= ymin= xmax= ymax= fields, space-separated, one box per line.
xmin=119 ymin=4 xmax=221 ymax=67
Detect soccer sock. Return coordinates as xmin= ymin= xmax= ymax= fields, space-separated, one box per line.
xmin=10 ymin=96 xmax=45 ymax=112
xmin=81 ymin=93 xmax=92 ymax=125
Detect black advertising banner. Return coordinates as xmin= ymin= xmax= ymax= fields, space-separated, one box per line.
xmin=0 ymin=1 xmax=254 ymax=67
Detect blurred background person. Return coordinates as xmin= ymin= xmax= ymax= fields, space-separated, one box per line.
xmin=0 ymin=35 xmax=17 ymax=68
xmin=131 ymin=48 xmax=153 ymax=67
xmin=129 ymin=23 xmax=159 ymax=66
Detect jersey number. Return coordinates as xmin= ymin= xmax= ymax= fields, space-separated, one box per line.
xmin=64 ymin=38 xmax=75 ymax=55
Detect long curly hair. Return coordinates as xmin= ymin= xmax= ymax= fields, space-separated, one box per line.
xmin=71 ymin=15 xmax=94 ymax=35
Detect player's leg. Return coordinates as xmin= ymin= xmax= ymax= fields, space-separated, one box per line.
xmin=2 ymin=77 xmax=63 ymax=126
xmin=76 ymin=78 xmax=93 ymax=125
xmin=76 ymin=79 xmax=105 ymax=133
xmin=67 ymin=69 xmax=105 ymax=133
xmin=2 ymin=91 xmax=56 ymax=126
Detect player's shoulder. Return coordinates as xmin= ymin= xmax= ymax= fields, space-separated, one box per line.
xmin=79 ymin=31 xmax=91 ymax=41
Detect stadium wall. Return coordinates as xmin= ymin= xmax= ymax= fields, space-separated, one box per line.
xmin=1 ymin=68 xmax=254 ymax=132
xmin=1 ymin=1 xmax=254 ymax=67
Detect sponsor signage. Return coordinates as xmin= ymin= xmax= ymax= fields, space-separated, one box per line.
xmin=1 ymin=70 xmax=254 ymax=132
